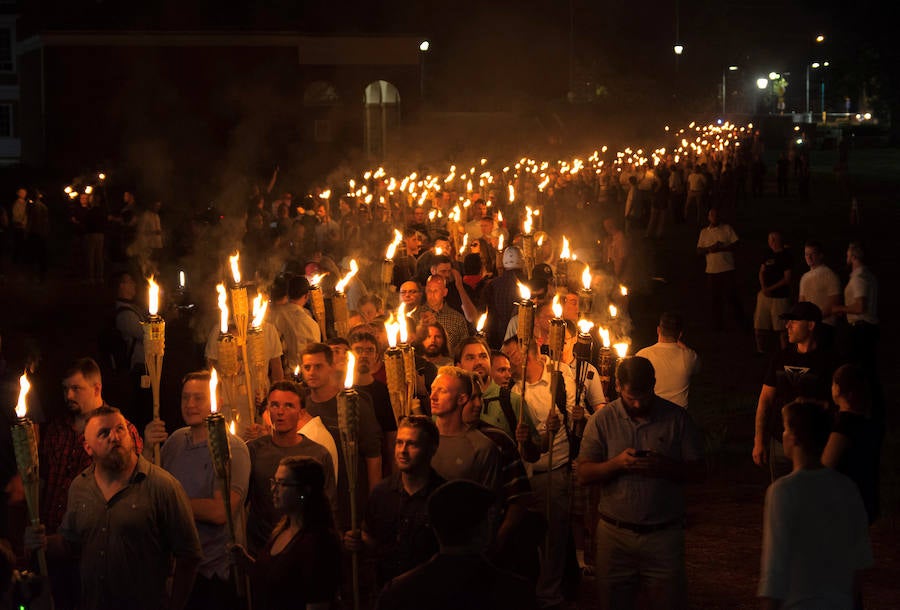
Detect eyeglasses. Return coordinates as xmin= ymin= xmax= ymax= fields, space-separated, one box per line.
xmin=270 ymin=478 xmax=301 ymax=489
xmin=400 ymin=290 xmax=420 ymax=295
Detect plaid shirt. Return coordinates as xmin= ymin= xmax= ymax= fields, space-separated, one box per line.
xmin=39 ymin=414 xmax=144 ymax=533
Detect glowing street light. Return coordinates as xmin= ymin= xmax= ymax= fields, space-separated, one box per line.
xmin=816 ymin=34 xmax=825 ymax=43
xmin=673 ymin=44 xmax=684 ymax=55
xmin=768 ymin=72 xmax=780 ymax=81
xmin=756 ymin=77 xmax=769 ymax=90
xmin=419 ymin=40 xmax=430 ymax=52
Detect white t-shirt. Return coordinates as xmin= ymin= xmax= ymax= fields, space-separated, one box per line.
xmin=799 ymin=265 xmax=841 ymax=326
xmin=635 ymin=342 xmax=700 ymax=408
xmin=697 ymin=224 xmax=738 ymax=274
xmin=844 ymin=266 xmax=878 ymax=325
xmin=759 ymin=468 xmax=872 ymax=608
xmin=299 ymin=416 xmax=339 ymax=480
xmin=516 ymin=356 xmax=576 ymax=472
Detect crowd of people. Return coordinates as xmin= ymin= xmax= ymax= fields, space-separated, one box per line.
xmin=0 ymin=121 xmax=884 ymax=610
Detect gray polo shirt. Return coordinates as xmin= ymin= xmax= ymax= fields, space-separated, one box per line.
xmin=431 ymin=429 xmax=501 ymax=495
xmin=161 ymin=427 xmax=250 ymax=579
xmin=578 ymin=396 xmax=702 ymax=525
xmin=59 ymin=456 xmax=202 ymax=610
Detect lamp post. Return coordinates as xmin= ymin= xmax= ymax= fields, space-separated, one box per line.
xmin=418 ymin=40 xmax=430 ymax=102
xmin=806 ymin=61 xmax=829 ymax=123
xmin=722 ymin=65 xmax=738 ymax=114
xmin=806 ymin=34 xmax=827 ymax=122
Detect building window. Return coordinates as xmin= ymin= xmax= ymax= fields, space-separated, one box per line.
xmin=0 ymin=104 xmax=13 ymax=137
xmin=0 ymin=27 xmax=13 ymax=73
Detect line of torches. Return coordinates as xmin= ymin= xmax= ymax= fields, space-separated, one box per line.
xmin=383 ymin=304 xmax=422 ymax=421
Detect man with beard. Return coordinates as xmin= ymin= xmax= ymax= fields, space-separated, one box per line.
xmin=26 ymin=406 xmax=201 ymax=610
xmin=577 ymin=357 xmax=703 ymax=610
xmin=416 ymin=275 xmax=471 ymax=355
xmin=343 ymin=415 xmax=445 ymax=587
xmin=246 ymin=381 xmax=336 ymax=552
xmin=455 ymin=337 xmax=539 ymax=461
xmin=39 ymin=358 xmax=144 ymax=534
xmin=351 ymin=331 xmax=400 ymax=477
xmin=415 ymin=322 xmax=453 ymax=367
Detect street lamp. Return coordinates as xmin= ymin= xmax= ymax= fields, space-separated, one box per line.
xmin=722 ymin=65 xmax=738 ymax=114
xmin=757 ymin=77 xmax=769 ymax=90
xmin=418 ymin=40 xmax=430 ymax=101
xmin=806 ymin=60 xmax=829 ymax=123
xmin=816 ymin=34 xmax=825 ymax=43
xmin=768 ymin=71 xmax=780 ymax=81
xmin=673 ymin=44 xmax=684 ymax=55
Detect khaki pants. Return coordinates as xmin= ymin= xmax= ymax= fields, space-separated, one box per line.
xmin=595 ymin=519 xmax=686 ymax=610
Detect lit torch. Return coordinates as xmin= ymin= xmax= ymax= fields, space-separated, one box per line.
xmin=308 ymin=273 xmax=328 ymax=340
xmin=558 ymin=236 xmax=571 ymax=288
xmin=333 ymin=260 xmax=359 ymax=338
xmin=383 ymin=229 xmax=402 ymax=303
xmin=383 ymin=314 xmax=407 ymax=422
xmin=579 ymin=266 xmax=594 ymax=316
xmin=397 ymin=303 xmax=419 ymax=414
xmin=475 ymin=312 xmax=488 ymax=338
xmin=11 ymin=373 xmax=49 ymax=580
xmin=143 ymin=277 xmax=166 ymax=464
xmin=247 ymin=292 xmax=270 ymax=409
xmin=516 ymin=282 xmax=535 ymax=455
xmin=337 ymin=353 xmax=361 ymax=610
xmin=215 ymin=283 xmax=241 ymax=424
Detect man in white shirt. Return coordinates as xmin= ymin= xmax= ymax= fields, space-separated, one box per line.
xmin=696 ymin=208 xmax=746 ymax=331
xmin=798 ymin=240 xmax=841 ymax=349
xmin=517 ymin=344 xmax=578 ymax=609
xmin=758 ymin=400 xmax=872 ymax=609
xmin=833 ymin=241 xmax=879 ymax=370
xmin=636 ymin=313 xmax=700 ymax=408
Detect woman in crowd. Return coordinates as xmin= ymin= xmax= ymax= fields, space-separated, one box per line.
xmin=231 ymin=456 xmax=341 ymax=610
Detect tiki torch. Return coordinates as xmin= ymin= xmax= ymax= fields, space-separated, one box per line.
xmin=544 ymin=296 xmax=567 ymax=538
xmin=521 ymin=209 xmax=535 ymax=279
xmin=216 ymin=284 xmax=241 ymax=426
xmin=228 ymin=253 xmax=256 ymax=424
xmin=205 ymin=368 xmax=236 ymax=542
xmin=337 ymin=353 xmax=361 ymax=610
xmin=597 ymin=327 xmax=615 ymax=399
xmin=143 ymin=277 xmax=165 ymax=465
xmin=495 ymin=234 xmax=505 ymax=275
xmin=11 ymin=373 xmax=50 ymax=581
xmin=383 ymin=314 xmax=407 ymax=423
xmin=578 ymin=265 xmax=594 ymax=317
xmin=333 ymin=260 xmax=359 ymax=338
xmin=397 ymin=304 xmax=420 ymax=415
xmin=516 ymin=281 xmax=535 ymax=455
xmin=557 ymin=236 xmax=571 ymax=290
xmin=309 ymin=273 xmax=328 ymax=340
xmin=382 ymin=229 xmax=402 ymax=304
xmin=247 ymin=292 xmax=270 ymax=409
xmin=574 ymin=319 xmax=595 ymax=412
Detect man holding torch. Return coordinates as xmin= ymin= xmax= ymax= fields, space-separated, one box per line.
xmin=26 ymin=406 xmax=201 ymax=610
xmin=145 ymin=371 xmax=251 ymax=609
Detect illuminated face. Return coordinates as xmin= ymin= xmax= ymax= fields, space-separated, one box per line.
xmin=423 ymin=326 xmax=445 ymax=357
xmin=425 ymin=280 xmax=447 ymax=308
xmin=358 ymin=302 xmax=379 ymax=323
xmin=329 ymin=344 xmax=349 ymax=369
xmin=458 ymin=343 xmax=490 ymax=382
xmin=84 ymin=413 xmax=133 ymax=471
xmin=395 ymin=426 xmax=431 ymax=473
xmin=271 ymin=464 xmax=303 ymax=512
xmin=180 ymin=379 xmax=211 ymax=427
xmin=430 ymin=374 xmax=467 ymax=417
xmin=63 ymin=372 xmax=102 ymax=416
xmin=301 ymin=352 xmax=333 ymax=389
xmin=399 ymin=282 xmax=421 ymax=307
xmin=490 ymin=355 xmax=512 ymax=388
xmin=536 ymin=305 xmax=554 ymax=337
xmin=413 ymin=207 xmax=426 ymax=222
xmin=618 ymin=383 xmax=655 ymax=417
xmin=351 ymin=341 xmax=379 ymax=375
xmin=786 ymin=319 xmax=813 ymax=344
xmin=804 ymin=247 xmax=822 ymax=269
xmin=432 ymin=263 xmax=452 ymax=281
xmin=500 ymin=343 xmax=524 ymax=379
xmin=562 ymin=293 xmax=579 ymax=321
xmin=267 ymin=389 xmax=302 ymax=434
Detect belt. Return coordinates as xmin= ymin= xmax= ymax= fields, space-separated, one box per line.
xmin=598 ymin=513 xmax=682 ymax=534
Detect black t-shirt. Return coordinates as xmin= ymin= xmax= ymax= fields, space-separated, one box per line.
xmin=763 ymin=346 xmax=835 ymax=439
xmin=833 ymin=410 xmax=880 ymax=523
xmin=761 ymin=249 xmax=791 ymax=298
xmin=357 ymin=380 xmax=399 ymax=433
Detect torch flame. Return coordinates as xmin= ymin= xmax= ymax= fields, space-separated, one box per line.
xmin=476 ymin=311 xmax=487 ymax=332
xmin=508 ymin=184 xmax=515 ymax=203
xmin=309 ymin=273 xmax=326 ymax=287
xmin=459 ymin=233 xmax=468 ymax=255
xmin=252 ymin=292 xmax=268 ymax=328
xmin=398 ymin=303 xmax=409 ymax=344
xmin=577 ymin=319 xmax=594 ymax=334
xmin=581 ymin=266 xmax=592 ymax=290
xmin=385 ymin=314 xmax=400 ymax=348
xmin=209 ymin=368 xmax=219 ymax=414
xmin=15 ymin=372 xmax=30 ymax=418
xmin=613 ymin=343 xmax=629 ymax=359
xmin=319 ymin=189 xmax=331 ymax=199
xmin=517 ymin=281 xmax=531 ymax=300
xmin=344 ymin=352 xmax=356 ymax=389
xmin=599 ymin=327 xmax=611 ymax=348
xmin=434 ymin=246 xmax=443 ymax=256
xmin=537 ymin=235 xmax=545 ymax=247
xmin=386 ymin=240 xmax=399 ymax=260
xmin=620 ymin=285 xmax=628 ymax=296
xmin=216 ymin=283 xmax=229 ymax=334
xmin=497 ymin=234 xmax=504 ymax=250
xmin=229 ymin=421 xmax=236 ymax=435
xmin=497 ymin=210 xmax=503 ymax=223
xmin=335 ymin=259 xmax=359 ymax=294
xmin=609 ymin=304 xmax=618 ymax=318
xmin=148 ymin=276 xmax=160 ymax=316
xmin=229 ymin=252 xmax=241 ymax=285
xmin=293 ymin=365 xmax=300 ymax=377
xmin=560 ymin=236 xmax=571 ymax=259
xmin=179 ymin=270 xmax=186 ymax=289
xmin=552 ymin=295 xmax=563 ymax=319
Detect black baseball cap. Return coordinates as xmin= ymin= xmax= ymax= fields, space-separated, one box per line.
xmin=779 ymin=302 xmax=822 ymax=323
